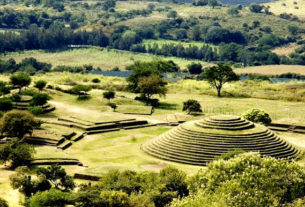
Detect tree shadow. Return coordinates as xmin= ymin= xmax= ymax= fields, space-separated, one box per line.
xmin=77 ymin=95 xmax=91 ymax=101
xmin=157 ymin=102 xmax=178 ymax=110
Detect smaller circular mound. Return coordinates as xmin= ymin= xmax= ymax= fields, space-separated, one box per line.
xmin=141 ymin=115 xmax=298 ymax=166
xmin=196 ymin=115 xmax=254 ymax=131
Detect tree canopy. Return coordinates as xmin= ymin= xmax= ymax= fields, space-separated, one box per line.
xmin=10 ymin=72 xmax=32 ymax=93
xmin=201 ymin=64 xmax=239 ymax=97
xmin=0 ymin=110 xmax=40 ymax=140
xmin=138 ymin=74 xmax=167 ymax=105
xmin=171 ymin=152 xmax=305 ymax=207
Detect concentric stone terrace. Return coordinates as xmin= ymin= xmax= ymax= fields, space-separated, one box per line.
xmin=141 ymin=115 xmax=298 ymax=166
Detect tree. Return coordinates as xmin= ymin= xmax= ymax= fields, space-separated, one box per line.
xmin=103 ymin=0 xmax=116 ymax=11
xmin=249 ymin=3 xmax=263 ymax=13
xmin=36 ymin=165 xmax=75 ymax=191
xmin=103 ymin=91 xmax=115 ymax=103
xmin=201 ymin=64 xmax=239 ymax=97
xmin=172 ymin=152 xmax=305 ymax=207
xmin=182 ymin=100 xmax=202 ymax=114
xmin=108 ymin=103 xmax=117 ymax=112
xmin=0 ymin=198 xmax=8 ymax=207
xmin=167 ymin=10 xmax=177 ymax=19
xmin=242 ymin=108 xmax=272 ymax=125
xmin=0 ymin=140 xmax=35 ymax=169
xmin=25 ymin=189 xmax=70 ymax=207
xmin=10 ymin=72 xmax=31 ymax=93
xmin=127 ymin=61 xmax=162 ymax=93
xmin=34 ymin=80 xmax=47 ymax=91
xmin=288 ymin=25 xmax=299 ymax=35
xmin=227 ymin=6 xmax=239 ymax=16
xmin=0 ymin=98 xmax=13 ymax=112
xmin=0 ymin=81 xmax=11 ymax=96
xmin=70 ymin=85 xmax=92 ymax=98
xmin=0 ymin=110 xmax=40 ymax=140
xmin=138 ymin=74 xmax=167 ymax=105
xmin=30 ymin=93 xmax=50 ymax=106
xmin=187 ymin=63 xmax=202 ymax=74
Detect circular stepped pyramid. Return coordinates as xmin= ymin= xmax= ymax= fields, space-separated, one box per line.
xmin=141 ymin=115 xmax=298 ymax=166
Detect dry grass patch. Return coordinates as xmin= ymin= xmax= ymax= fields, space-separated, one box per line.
xmin=235 ymin=65 xmax=305 ymax=75
xmin=271 ymin=43 xmax=299 ymax=56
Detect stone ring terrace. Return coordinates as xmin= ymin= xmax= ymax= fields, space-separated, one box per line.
xmin=141 ymin=115 xmax=298 ymax=166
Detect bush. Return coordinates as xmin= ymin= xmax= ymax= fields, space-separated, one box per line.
xmin=28 ymin=106 xmax=43 ymax=115
xmin=0 ymin=198 xmax=8 ymax=207
xmin=11 ymin=93 xmax=21 ymax=102
xmin=242 ymin=108 xmax=272 ymax=125
xmin=0 ymin=140 xmax=35 ymax=169
xmin=99 ymin=190 xmax=131 ymax=207
xmin=174 ymin=152 xmax=305 ymax=207
xmin=187 ymin=63 xmax=202 ymax=75
xmin=0 ymin=98 xmax=13 ymax=111
xmin=0 ymin=110 xmax=40 ymax=139
xmin=34 ymin=80 xmax=47 ymax=91
xmin=103 ymin=90 xmax=116 ymax=102
xmin=46 ymin=85 xmax=53 ymax=89
xmin=182 ymin=100 xmax=202 ymax=114
xmin=92 ymin=78 xmax=101 ymax=83
xmin=108 ymin=103 xmax=117 ymax=112
xmin=30 ymin=93 xmax=50 ymax=106
xmin=21 ymin=89 xmax=38 ymax=96
xmin=25 ymin=189 xmax=70 ymax=207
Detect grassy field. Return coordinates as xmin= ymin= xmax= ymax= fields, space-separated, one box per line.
xmin=2 ymin=72 xmax=305 ymax=205
xmin=235 ymin=65 xmax=305 ymax=75
xmin=0 ymin=48 xmax=209 ymax=70
xmin=264 ymin=0 xmax=305 ymax=19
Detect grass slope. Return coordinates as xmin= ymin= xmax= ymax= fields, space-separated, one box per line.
xmin=1 ymin=48 xmax=209 ymax=70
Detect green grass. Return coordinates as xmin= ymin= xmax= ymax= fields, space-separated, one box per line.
xmin=1 ymin=48 xmax=210 ymax=70
xmin=142 ymin=39 xmax=219 ymax=49
xmin=2 ymin=72 xmax=305 ymax=205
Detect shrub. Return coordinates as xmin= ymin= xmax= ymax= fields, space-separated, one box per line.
xmin=0 ymin=198 xmax=8 ymax=207
xmin=182 ymin=100 xmax=202 ymax=114
xmin=92 ymin=78 xmax=101 ymax=83
xmin=175 ymin=152 xmax=305 ymax=207
xmin=108 ymin=103 xmax=117 ymax=112
xmin=34 ymin=80 xmax=47 ymax=91
xmin=0 ymin=98 xmax=13 ymax=112
xmin=21 ymin=89 xmax=38 ymax=96
xmin=0 ymin=110 xmax=40 ymax=139
xmin=103 ymin=90 xmax=116 ymax=102
xmin=25 ymin=189 xmax=70 ymax=207
xmin=242 ymin=108 xmax=272 ymax=125
xmin=187 ymin=63 xmax=202 ymax=75
xmin=0 ymin=140 xmax=35 ymax=169
xmin=46 ymin=85 xmax=53 ymax=89
xmin=70 ymin=85 xmax=92 ymax=97
xmin=10 ymin=72 xmax=31 ymax=93
xmin=28 ymin=106 xmax=43 ymax=115
xmin=30 ymin=93 xmax=50 ymax=106
xmin=11 ymin=93 xmax=21 ymax=102
xmin=99 ymin=190 xmax=131 ymax=207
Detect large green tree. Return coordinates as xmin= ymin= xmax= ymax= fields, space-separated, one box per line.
xmin=0 ymin=110 xmax=40 ymax=140
xmin=201 ymin=64 xmax=239 ymax=97
xmin=10 ymin=72 xmax=31 ymax=93
xmin=171 ymin=152 xmax=305 ymax=207
xmin=138 ymin=74 xmax=167 ymax=105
